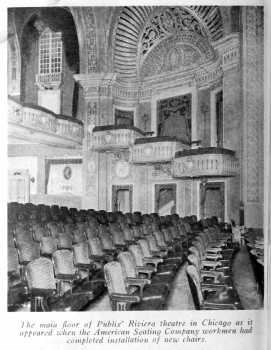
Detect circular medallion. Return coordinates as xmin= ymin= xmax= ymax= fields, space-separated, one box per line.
xmin=115 ymin=160 xmax=130 ymax=178
xmin=63 ymin=166 xmax=72 ymax=180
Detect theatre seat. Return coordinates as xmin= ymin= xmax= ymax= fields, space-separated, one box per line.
xmin=8 ymin=246 xmax=29 ymax=311
xmin=104 ymin=261 xmax=166 ymax=311
xmin=25 ymin=257 xmax=89 ymax=311
xmin=40 ymin=236 xmax=57 ymax=257
xmin=52 ymin=249 xmax=100 ymax=301
xmin=118 ymin=251 xmax=169 ymax=297
xmin=56 ymin=233 xmax=73 ymax=250
xmin=88 ymin=236 xmax=115 ymax=263
xmin=186 ymin=265 xmax=242 ymax=310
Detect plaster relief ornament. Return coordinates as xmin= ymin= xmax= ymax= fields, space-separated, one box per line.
xmin=63 ymin=166 xmax=72 ymax=180
xmin=144 ymin=146 xmax=153 ymax=156
xmin=115 ymin=160 xmax=130 ymax=178
xmin=104 ymin=133 xmax=113 ymax=143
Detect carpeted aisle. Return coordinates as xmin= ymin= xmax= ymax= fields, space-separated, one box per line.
xmin=232 ymin=246 xmax=263 ymax=309
xmin=166 ymin=262 xmax=195 ymax=310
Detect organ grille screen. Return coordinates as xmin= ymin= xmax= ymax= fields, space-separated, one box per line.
xmin=39 ymin=29 xmax=62 ymax=75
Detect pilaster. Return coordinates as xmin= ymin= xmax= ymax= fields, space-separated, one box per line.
xmin=74 ymin=73 xmax=117 ymax=209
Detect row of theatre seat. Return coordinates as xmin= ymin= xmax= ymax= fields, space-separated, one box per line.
xmin=8 ymin=202 xmax=239 ymax=311
xmin=245 ymin=229 xmax=264 ymax=297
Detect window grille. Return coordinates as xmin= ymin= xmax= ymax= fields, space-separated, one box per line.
xmin=37 ymin=28 xmax=62 ymax=89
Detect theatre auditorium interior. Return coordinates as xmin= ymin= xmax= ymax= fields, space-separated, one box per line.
xmin=7 ymin=6 xmax=265 ymax=312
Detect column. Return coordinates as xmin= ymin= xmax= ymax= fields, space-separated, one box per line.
xmin=242 ymin=7 xmax=264 ymax=228
xmin=222 ymin=35 xmax=242 ymax=224
xmin=74 ymin=73 xmax=117 ymax=209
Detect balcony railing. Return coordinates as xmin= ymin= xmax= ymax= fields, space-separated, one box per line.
xmin=8 ymin=96 xmax=83 ymax=146
xmin=35 ymin=72 xmax=62 ymax=89
xmin=172 ymin=147 xmax=239 ymax=178
xmin=90 ymin=125 xmax=145 ymax=151
xmin=131 ymin=136 xmax=189 ymax=164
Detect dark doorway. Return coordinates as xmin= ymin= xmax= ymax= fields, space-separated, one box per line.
xmin=155 ymin=184 xmax=176 ymax=215
xmin=200 ymin=182 xmax=225 ymax=221
xmin=112 ymin=185 xmax=133 ymax=213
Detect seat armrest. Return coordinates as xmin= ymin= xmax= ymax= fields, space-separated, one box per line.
xmin=90 ymin=254 xmax=106 ymax=263
xmin=126 ymin=277 xmax=151 ymax=297
xmin=103 ymin=249 xmax=116 ymax=255
xmin=110 ymin=293 xmax=140 ymax=303
xmin=201 ymin=284 xmax=232 ymax=293
xmin=136 ymin=266 xmax=154 ymax=279
xmin=150 ymin=250 xmax=167 ymax=258
xmin=55 ymin=273 xmax=76 ymax=281
xmin=201 ymin=260 xmax=222 ymax=269
xmin=75 ymin=263 xmax=94 ymax=270
xmin=205 ymin=254 xmax=223 ymax=261
xmin=143 ymin=257 xmax=163 ymax=270
xmin=201 ymin=271 xmax=224 ymax=283
xmin=206 ymin=248 xmax=222 ymax=253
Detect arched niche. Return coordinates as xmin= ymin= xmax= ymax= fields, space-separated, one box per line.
xmin=19 ymin=7 xmax=80 ymax=118
xmin=112 ymin=6 xmax=224 ymax=84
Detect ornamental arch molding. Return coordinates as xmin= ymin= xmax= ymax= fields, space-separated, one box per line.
xmin=112 ymin=6 xmax=224 ymax=82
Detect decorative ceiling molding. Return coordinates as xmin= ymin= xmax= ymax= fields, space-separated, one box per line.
xmin=139 ymin=32 xmax=215 ymax=79
xmin=113 ymin=6 xmax=224 ymax=82
xmin=139 ymin=7 xmax=207 ymax=58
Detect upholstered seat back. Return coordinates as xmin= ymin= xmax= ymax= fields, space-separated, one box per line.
xmin=52 ymin=250 xmax=76 ymax=276
xmin=33 ymin=225 xmax=50 ymax=242
xmin=188 ymin=246 xmax=201 ymax=261
xmin=86 ymin=227 xmax=98 ymax=241
xmin=88 ymin=237 xmax=104 ymax=256
xmin=40 ymin=237 xmax=57 ymax=256
xmin=56 ymin=233 xmax=73 ymax=250
xmin=100 ymin=232 xmax=114 ymax=250
xmin=122 ymin=226 xmax=134 ymax=241
xmin=138 ymin=239 xmax=152 ymax=258
xmin=145 ymin=235 xmax=159 ymax=252
xmin=73 ymin=242 xmax=91 ymax=265
xmin=72 ymin=228 xmax=86 ymax=244
xmin=26 ymin=257 xmax=56 ymax=290
xmin=17 ymin=241 xmax=40 ymax=264
xmin=128 ymin=245 xmax=144 ymax=266
xmin=153 ymin=230 xmax=166 ymax=247
xmin=187 ymin=253 xmax=201 ymax=273
xmin=8 ymin=246 xmax=20 ymax=273
xmin=118 ymin=251 xmax=137 ymax=278
xmin=99 ymin=224 xmax=111 ymax=236
xmin=142 ymin=223 xmax=152 ymax=236
xmin=111 ymin=228 xmax=125 ymax=245
xmin=14 ymin=229 xmax=33 ymax=246
xmin=104 ymin=261 xmax=127 ymax=295
xmin=47 ymin=222 xmax=63 ymax=238
xmin=186 ymin=264 xmax=203 ymax=308
xmin=63 ymin=223 xmax=74 ymax=235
